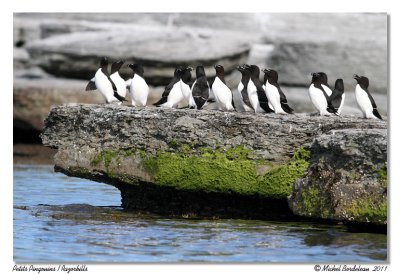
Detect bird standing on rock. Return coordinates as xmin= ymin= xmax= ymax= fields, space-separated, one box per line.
xmin=248 ymin=65 xmax=274 ymax=113
xmin=191 ymin=66 xmax=210 ymax=110
xmin=211 ymin=65 xmax=235 ymax=111
xmin=329 ymin=78 xmax=346 ymax=115
xmin=180 ymin=66 xmax=196 ymax=109
xmin=237 ymin=65 xmax=254 ymax=112
xmin=309 ymin=72 xmax=337 ymax=116
xmin=85 ymin=57 xmax=126 ymax=104
xmin=262 ymin=68 xmax=294 ymax=114
xmin=353 ymin=74 xmax=382 ymax=119
xmin=154 ymin=67 xmax=184 ymax=108
xmin=127 ymin=63 xmax=149 ymax=107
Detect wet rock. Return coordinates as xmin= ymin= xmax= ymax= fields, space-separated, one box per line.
xmin=41 ymin=105 xmax=386 ymax=223
xmin=289 ymin=129 xmax=387 ymax=225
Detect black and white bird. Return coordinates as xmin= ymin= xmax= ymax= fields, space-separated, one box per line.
xmin=237 ymin=65 xmax=254 ymax=112
xmin=110 ymin=60 xmax=127 ymax=100
xmin=262 ymin=68 xmax=294 ymax=114
xmin=85 ymin=57 xmax=126 ymax=104
xmin=179 ymin=66 xmax=196 ymax=109
xmin=126 ymin=64 xmax=149 ymax=107
xmin=211 ymin=65 xmax=235 ymax=111
xmin=329 ymin=78 xmax=345 ymax=115
xmin=154 ymin=67 xmax=184 ymax=108
xmin=247 ymin=65 xmax=274 ymax=113
xmin=353 ymin=74 xmax=382 ymax=119
xmin=309 ymin=72 xmax=337 ymax=116
xmin=191 ymin=66 xmax=210 ymax=110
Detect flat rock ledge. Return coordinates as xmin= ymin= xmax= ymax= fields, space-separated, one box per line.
xmin=41 ymin=104 xmax=387 ymax=226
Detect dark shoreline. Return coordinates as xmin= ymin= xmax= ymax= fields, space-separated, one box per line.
xmin=13 ymin=144 xmax=56 ymax=165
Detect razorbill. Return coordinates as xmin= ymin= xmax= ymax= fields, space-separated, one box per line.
xmin=237 ymin=65 xmax=254 ymax=112
xmin=180 ymin=66 xmax=196 ymax=109
xmin=154 ymin=67 xmax=184 ymax=108
xmin=262 ymin=68 xmax=294 ymax=114
xmin=211 ymin=65 xmax=235 ymax=111
xmin=248 ymin=65 xmax=274 ymax=113
xmin=127 ymin=63 xmax=149 ymax=107
xmin=329 ymin=78 xmax=345 ymax=115
xmin=353 ymin=74 xmax=382 ymax=119
xmin=110 ymin=60 xmax=127 ymax=99
xmin=309 ymin=72 xmax=337 ymax=116
xmin=85 ymin=57 xmax=126 ymax=104
xmin=191 ymin=66 xmax=210 ymax=110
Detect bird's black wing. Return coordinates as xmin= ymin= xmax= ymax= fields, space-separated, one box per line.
xmin=329 ymin=89 xmax=342 ymax=110
xmin=85 ymin=81 xmax=97 ymax=91
xmin=101 ymin=66 xmax=117 ymax=92
xmin=255 ymin=82 xmax=274 ymax=113
xmin=192 ymin=77 xmax=210 ymax=109
xmin=154 ymin=79 xmax=179 ymax=106
xmin=275 ymin=82 xmax=294 ymax=114
xmin=365 ymin=89 xmax=383 ymax=120
xmin=241 ymin=86 xmax=254 ymax=110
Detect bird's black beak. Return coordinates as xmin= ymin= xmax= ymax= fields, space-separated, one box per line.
xmin=263 ymin=68 xmax=271 ymax=73
xmin=353 ymin=74 xmax=360 ymax=80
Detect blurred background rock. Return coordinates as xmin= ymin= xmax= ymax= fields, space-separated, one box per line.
xmin=13 ymin=13 xmax=387 ymax=150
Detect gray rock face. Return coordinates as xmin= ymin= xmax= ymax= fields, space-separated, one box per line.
xmin=289 ymin=129 xmax=387 ymax=225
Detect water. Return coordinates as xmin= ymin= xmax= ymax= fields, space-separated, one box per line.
xmin=13 ymin=165 xmax=387 ymax=263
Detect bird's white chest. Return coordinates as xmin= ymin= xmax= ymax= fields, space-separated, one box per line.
xmin=94 ymin=69 xmax=114 ymax=99
xmin=213 ymin=78 xmax=232 ymax=101
xmin=168 ymin=82 xmax=184 ymax=103
xmin=247 ymin=80 xmax=260 ymax=109
xmin=309 ymin=84 xmax=328 ymax=113
xmin=180 ymin=80 xmax=191 ymax=99
xmin=265 ymin=81 xmax=281 ymax=110
xmin=130 ymin=74 xmax=149 ymax=106
xmin=110 ymin=72 xmax=127 ymax=97
xmin=322 ymin=84 xmax=332 ymax=96
xmin=355 ymin=85 xmax=373 ymax=114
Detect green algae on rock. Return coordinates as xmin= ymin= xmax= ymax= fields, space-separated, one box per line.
xmin=289 ymin=129 xmax=387 ymax=226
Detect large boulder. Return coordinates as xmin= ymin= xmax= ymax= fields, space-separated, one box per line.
xmin=40 ymin=104 xmax=387 ymax=223
xmin=289 ymin=129 xmax=387 ymax=225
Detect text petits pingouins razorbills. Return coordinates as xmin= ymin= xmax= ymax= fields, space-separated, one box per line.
xmin=13 ymin=265 xmax=88 ymax=274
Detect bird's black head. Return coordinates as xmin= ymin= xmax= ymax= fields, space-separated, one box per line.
xmin=237 ymin=65 xmax=250 ymax=76
xmin=214 ymin=64 xmax=225 ymax=77
xmin=196 ymin=65 xmax=206 ymax=78
xmin=181 ymin=66 xmax=192 ymax=82
xmin=249 ymin=65 xmax=260 ymax=77
xmin=353 ymin=74 xmax=369 ymax=89
xmin=263 ymin=68 xmax=278 ymax=83
xmin=311 ymin=72 xmax=322 ymax=84
xmin=111 ymin=60 xmax=124 ymax=74
xmin=334 ymin=78 xmax=345 ymax=92
xmin=128 ymin=64 xmax=144 ymax=77
xmin=100 ymin=57 xmax=108 ymax=67
xmin=318 ymin=72 xmax=328 ymax=85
